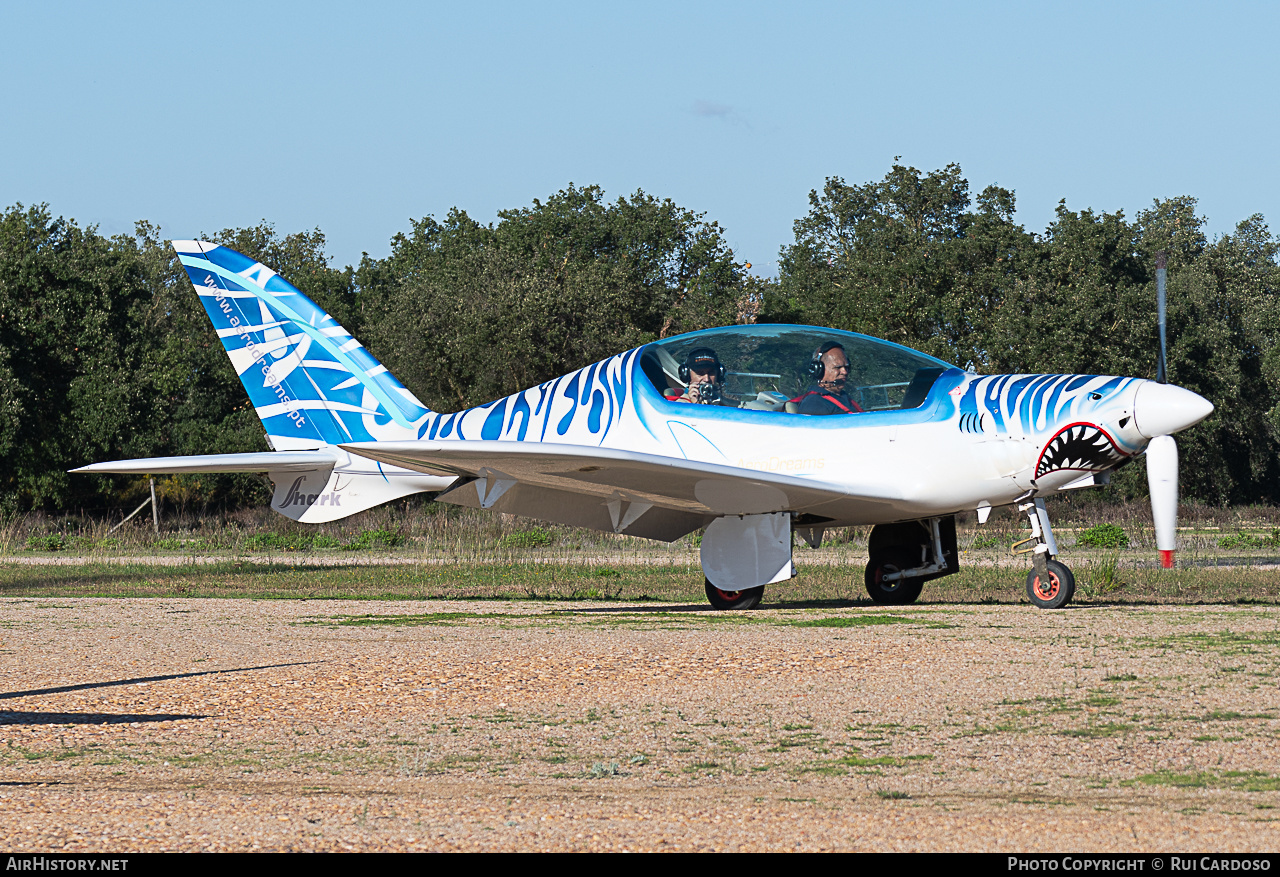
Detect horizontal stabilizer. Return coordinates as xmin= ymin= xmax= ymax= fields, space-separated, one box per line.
xmin=268 ymin=467 xmax=453 ymax=523
xmin=73 ymin=452 xmax=455 ymax=523
xmin=72 ymin=452 xmax=339 ymax=475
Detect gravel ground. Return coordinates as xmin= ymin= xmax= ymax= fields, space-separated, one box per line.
xmin=2 ymin=597 xmax=1279 ymax=852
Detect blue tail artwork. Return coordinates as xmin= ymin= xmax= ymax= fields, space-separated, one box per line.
xmin=72 ymin=242 xmax=454 ymax=522
xmin=173 ymin=240 xmax=431 ymax=448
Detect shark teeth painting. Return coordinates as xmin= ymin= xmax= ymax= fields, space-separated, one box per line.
xmin=1035 ymin=422 xmax=1128 ymax=480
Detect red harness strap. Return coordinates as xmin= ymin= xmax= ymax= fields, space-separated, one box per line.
xmin=788 ymin=390 xmax=863 ymax=413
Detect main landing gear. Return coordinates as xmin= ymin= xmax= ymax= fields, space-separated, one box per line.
xmin=696 ymin=503 xmax=1077 ymax=611
xmin=863 ymin=517 xmax=958 ymax=605
xmin=704 ymin=580 xmax=765 ymax=611
xmin=699 ymin=512 xmax=793 ymax=611
xmin=1013 ymin=493 xmax=1076 ymax=609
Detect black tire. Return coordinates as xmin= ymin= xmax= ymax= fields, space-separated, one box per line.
xmin=704 ymin=579 xmax=765 ymax=610
xmin=1026 ymin=559 xmax=1076 ymax=609
xmin=864 ymin=548 xmax=926 ymax=605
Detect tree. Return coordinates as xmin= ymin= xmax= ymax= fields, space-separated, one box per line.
xmin=0 ymin=205 xmax=155 ymax=510
xmin=771 ymin=161 xmax=1034 ymax=366
xmin=360 ymin=185 xmax=748 ymax=411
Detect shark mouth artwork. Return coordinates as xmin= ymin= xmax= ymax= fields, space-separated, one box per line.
xmin=1035 ymin=422 xmax=1129 ymax=479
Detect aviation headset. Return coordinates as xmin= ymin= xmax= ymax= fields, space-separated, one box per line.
xmin=808 ymin=342 xmax=847 ymax=380
xmin=679 ymin=348 xmax=726 ymax=383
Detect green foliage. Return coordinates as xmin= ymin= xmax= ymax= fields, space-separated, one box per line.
xmin=587 ymin=761 xmax=621 ymax=779
xmin=155 ymin=537 xmax=210 ymax=551
xmin=241 ymin=529 xmax=404 ymax=552
xmin=25 ymin=534 xmax=67 ymax=551
xmin=1085 ymin=552 xmax=1125 ymax=596
xmin=243 ymin=532 xmax=314 ymax=552
xmin=1218 ymin=529 xmax=1280 ymax=549
xmin=0 ymin=205 xmax=158 ymax=509
xmin=1077 ymin=524 xmax=1129 ymax=549
xmin=499 ymin=527 xmax=556 ymax=549
xmin=343 ymin=528 xmax=405 ymax=550
xmin=770 ymin=161 xmax=1035 ymax=367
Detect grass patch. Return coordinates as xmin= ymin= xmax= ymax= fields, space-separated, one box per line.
xmin=499 ymin=528 xmax=556 ymax=549
xmin=1129 ymin=770 xmax=1280 ymax=792
xmin=1138 ymin=630 xmax=1280 ymax=656
xmin=242 ymin=529 xmax=404 ymax=552
xmin=1203 ymin=710 xmax=1276 ymax=721
xmin=1 ymin=549 xmax=1279 ymax=606
xmin=1218 ymin=530 xmax=1280 ymax=550
xmin=1058 ymin=723 xmax=1133 ymax=738
xmin=790 ymin=615 xmax=946 ymax=628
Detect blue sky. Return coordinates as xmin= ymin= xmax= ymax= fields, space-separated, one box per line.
xmin=3 ymin=1 xmax=1276 ymax=276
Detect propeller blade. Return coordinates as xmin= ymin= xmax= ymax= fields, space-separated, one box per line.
xmin=1146 ymin=434 xmax=1179 ymax=569
xmin=1156 ymin=252 xmax=1168 ymax=384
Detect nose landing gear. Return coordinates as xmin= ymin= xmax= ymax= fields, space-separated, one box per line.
xmin=1013 ymin=493 xmax=1076 ymax=609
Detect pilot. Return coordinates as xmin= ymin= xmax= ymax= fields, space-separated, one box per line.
xmin=666 ymin=347 xmax=726 ymax=404
xmin=794 ymin=342 xmax=863 ymax=415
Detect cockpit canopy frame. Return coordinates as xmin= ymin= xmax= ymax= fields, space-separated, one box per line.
xmin=640 ymin=325 xmax=955 ymax=413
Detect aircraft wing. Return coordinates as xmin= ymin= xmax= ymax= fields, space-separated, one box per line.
xmin=71 ymin=452 xmax=341 ymax=475
xmin=341 ymin=440 xmax=902 ymax=541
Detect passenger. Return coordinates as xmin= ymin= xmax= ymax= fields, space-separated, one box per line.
xmin=665 ymin=347 xmax=726 ymax=404
xmin=793 ymin=342 xmax=863 ymax=415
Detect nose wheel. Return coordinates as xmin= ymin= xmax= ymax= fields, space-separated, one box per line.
xmin=1026 ymin=559 xmax=1076 ymax=610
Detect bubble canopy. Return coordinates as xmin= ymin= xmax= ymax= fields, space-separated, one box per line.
xmin=642 ymin=325 xmax=956 ymax=412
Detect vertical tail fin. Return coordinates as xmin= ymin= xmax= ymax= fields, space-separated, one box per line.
xmin=171 ymin=240 xmax=431 ymax=449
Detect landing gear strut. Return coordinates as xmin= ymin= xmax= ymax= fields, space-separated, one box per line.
xmin=864 ymin=516 xmax=958 ymax=605
xmin=1013 ymin=493 xmax=1076 ymax=609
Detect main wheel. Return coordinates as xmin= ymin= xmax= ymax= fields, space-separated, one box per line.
xmin=1026 ymin=559 xmax=1076 ymax=609
xmin=704 ymin=579 xmax=764 ymax=610
xmin=864 ymin=547 xmax=925 ymax=605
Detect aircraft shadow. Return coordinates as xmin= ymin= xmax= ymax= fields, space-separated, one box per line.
xmin=0 ymin=562 xmax=353 ymax=593
xmin=0 ymin=661 xmax=318 ymax=701
xmin=0 ymin=710 xmax=205 ymax=726
xmin=568 ymin=598 xmax=870 ymax=614
xmin=1183 ymin=555 xmax=1280 ymax=568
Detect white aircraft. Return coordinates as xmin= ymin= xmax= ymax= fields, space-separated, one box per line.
xmin=75 ymin=241 xmax=1213 ymax=610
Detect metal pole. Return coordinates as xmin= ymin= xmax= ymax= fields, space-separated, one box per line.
xmin=107 ymin=495 xmax=153 ymax=535
xmin=150 ymin=477 xmax=159 ymax=534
